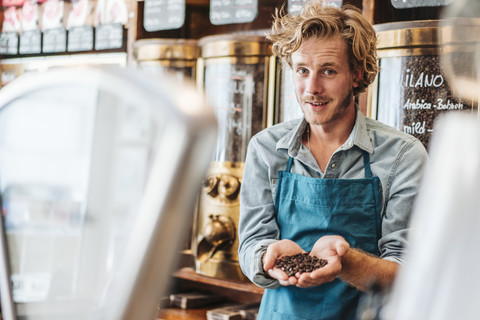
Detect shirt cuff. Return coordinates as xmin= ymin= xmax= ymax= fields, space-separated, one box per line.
xmin=251 ymin=240 xmax=280 ymax=289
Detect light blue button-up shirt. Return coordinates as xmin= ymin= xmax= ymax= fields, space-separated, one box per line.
xmin=238 ymin=109 xmax=429 ymax=289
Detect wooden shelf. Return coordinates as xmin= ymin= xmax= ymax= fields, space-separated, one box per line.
xmin=158 ymin=268 xmax=263 ymax=320
xmin=173 ymin=268 xmax=264 ymax=295
xmin=157 ymin=308 xmax=208 ymax=320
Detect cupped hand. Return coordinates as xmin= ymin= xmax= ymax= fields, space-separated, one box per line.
xmin=295 ymin=235 xmax=350 ymax=288
xmin=263 ymin=239 xmax=305 ymax=286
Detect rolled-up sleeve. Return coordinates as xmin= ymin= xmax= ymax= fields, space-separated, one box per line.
xmin=379 ymin=138 xmax=429 ymax=264
xmin=238 ymin=136 xmax=281 ymax=289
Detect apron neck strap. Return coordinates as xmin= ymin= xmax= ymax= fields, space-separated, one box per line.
xmin=286 ymin=156 xmax=294 ymax=172
xmin=362 ymin=151 xmax=372 ymax=178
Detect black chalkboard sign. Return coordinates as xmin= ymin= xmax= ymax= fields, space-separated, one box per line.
xmin=43 ymin=27 xmax=67 ymax=53
xmin=288 ymin=0 xmax=342 ymax=15
xmin=19 ymin=30 xmax=42 ymax=55
xmin=67 ymin=26 xmax=94 ymax=52
xmin=95 ymin=23 xmax=123 ymax=50
xmin=143 ymin=0 xmax=185 ymax=31
xmin=209 ymin=0 xmax=258 ymax=25
xmin=0 ymin=32 xmax=19 ymax=55
xmin=391 ymin=0 xmax=453 ymax=8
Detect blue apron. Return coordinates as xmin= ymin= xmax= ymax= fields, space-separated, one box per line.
xmin=258 ymin=151 xmax=381 ymax=320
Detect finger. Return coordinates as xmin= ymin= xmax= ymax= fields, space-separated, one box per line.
xmin=288 ymin=276 xmax=298 ymax=285
xmin=270 ymin=270 xmax=295 ymax=286
xmin=268 ymin=268 xmax=288 ymax=281
xmin=296 ymin=273 xmax=317 ymax=287
xmin=297 ymin=272 xmax=336 ymax=287
xmin=309 ymin=264 xmax=339 ymax=280
xmin=278 ymin=278 xmax=292 ymax=286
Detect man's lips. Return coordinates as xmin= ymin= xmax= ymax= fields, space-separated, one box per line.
xmin=306 ymin=101 xmax=328 ymax=106
xmin=305 ymin=100 xmax=330 ymax=111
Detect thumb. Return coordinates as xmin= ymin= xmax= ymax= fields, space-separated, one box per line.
xmin=336 ymin=240 xmax=350 ymax=257
xmin=263 ymin=248 xmax=276 ymax=271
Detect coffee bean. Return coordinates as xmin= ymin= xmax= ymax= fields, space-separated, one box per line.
xmin=274 ymin=252 xmax=328 ymax=277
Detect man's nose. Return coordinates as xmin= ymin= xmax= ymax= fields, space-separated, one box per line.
xmin=306 ymin=74 xmax=323 ymax=95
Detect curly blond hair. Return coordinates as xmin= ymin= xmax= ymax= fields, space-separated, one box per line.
xmin=267 ymin=1 xmax=378 ymax=95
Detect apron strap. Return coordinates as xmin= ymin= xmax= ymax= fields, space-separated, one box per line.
xmin=286 ymin=156 xmax=294 ymax=172
xmin=363 ymin=151 xmax=372 ymax=178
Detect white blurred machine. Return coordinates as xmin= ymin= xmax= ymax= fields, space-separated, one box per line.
xmin=381 ymin=0 xmax=480 ymax=319
xmin=0 ymin=66 xmax=217 ymax=320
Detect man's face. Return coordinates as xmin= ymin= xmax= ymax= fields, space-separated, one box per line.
xmin=291 ymin=36 xmax=362 ymax=127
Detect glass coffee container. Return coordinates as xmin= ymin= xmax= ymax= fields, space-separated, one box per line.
xmin=274 ymin=62 xmax=304 ymax=123
xmin=194 ymin=33 xmax=274 ymax=281
xmin=133 ymin=38 xmax=200 ymax=270
xmin=133 ymin=38 xmax=199 ymax=83
xmin=368 ymin=20 xmax=477 ymax=150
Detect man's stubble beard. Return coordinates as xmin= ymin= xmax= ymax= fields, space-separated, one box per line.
xmin=300 ymin=87 xmax=355 ymax=126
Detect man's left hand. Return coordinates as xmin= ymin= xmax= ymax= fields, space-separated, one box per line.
xmin=295 ymin=235 xmax=350 ymax=288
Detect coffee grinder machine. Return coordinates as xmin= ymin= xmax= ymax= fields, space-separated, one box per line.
xmin=193 ymin=33 xmax=275 ymax=281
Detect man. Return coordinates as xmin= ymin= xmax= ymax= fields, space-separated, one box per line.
xmin=238 ymin=1 xmax=428 ymax=319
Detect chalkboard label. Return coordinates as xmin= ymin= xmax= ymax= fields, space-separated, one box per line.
xmin=143 ymin=0 xmax=185 ymax=31
xmin=391 ymin=0 xmax=453 ymax=8
xmin=19 ymin=30 xmax=41 ymax=55
xmin=42 ymin=27 xmax=67 ymax=53
xmin=95 ymin=23 xmax=123 ymax=50
xmin=288 ymin=0 xmax=342 ymax=15
xmin=209 ymin=0 xmax=257 ymax=25
xmin=67 ymin=26 xmax=94 ymax=52
xmin=0 ymin=32 xmax=19 ymax=55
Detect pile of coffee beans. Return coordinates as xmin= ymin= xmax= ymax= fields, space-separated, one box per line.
xmin=274 ymin=252 xmax=328 ymax=277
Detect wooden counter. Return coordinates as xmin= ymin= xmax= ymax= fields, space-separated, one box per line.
xmin=157 ymin=268 xmax=264 ymax=320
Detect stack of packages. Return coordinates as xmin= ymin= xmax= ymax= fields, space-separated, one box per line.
xmin=168 ymin=291 xmax=260 ymax=320
xmin=0 ymin=0 xmax=129 ymax=39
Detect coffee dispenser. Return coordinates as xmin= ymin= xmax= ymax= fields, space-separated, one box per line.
xmin=133 ymin=38 xmax=199 ymax=83
xmin=194 ymin=33 xmax=274 ymax=281
xmin=133 ymin=38 xmax=200 ymax=269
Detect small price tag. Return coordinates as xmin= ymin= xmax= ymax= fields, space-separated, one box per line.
xmin=42 ymin=27 xmax=67 ymax=53
xmin=0 ymin=32 xmax=19 ymax=55
xmin=95 ymin=23 xmax=123 ymax=50
xmin=19 ymin=30 xmax=42 ymax=55
xmin=67 ymin=26 xmax=94 ymax=52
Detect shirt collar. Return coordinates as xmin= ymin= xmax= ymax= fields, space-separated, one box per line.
xmin=276 ymin=107 xmax=374 ymax=155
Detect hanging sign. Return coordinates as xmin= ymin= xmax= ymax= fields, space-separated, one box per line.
xmin=143 ymin=0 xmax=185 ymax=31
xmin=288 ymin=0 xmax=342 ymax=15
xmin=209 ymin=0 xmax=258 ymax=25
xmin=391 ymin=0 xmax=453 ymax=8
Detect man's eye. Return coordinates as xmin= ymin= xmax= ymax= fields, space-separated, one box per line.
xmin=297 ymin=68 xmax=308 ymax=75
xmin=324 ymin=69 xmax=336 ymax=76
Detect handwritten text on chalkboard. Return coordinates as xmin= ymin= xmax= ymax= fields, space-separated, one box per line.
xmin=210 ymin=0 xmax=258 ymax=25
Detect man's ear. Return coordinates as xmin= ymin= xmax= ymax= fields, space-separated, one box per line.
xmin=352 ymin=67 xmax=364 ymax=88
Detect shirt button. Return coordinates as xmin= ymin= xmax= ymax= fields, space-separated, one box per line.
xmin=331 ymin=163 xmax=336 ymax=168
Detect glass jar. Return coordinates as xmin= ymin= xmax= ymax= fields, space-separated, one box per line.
xmin=367 ymin=20 xmax=477 ymax=150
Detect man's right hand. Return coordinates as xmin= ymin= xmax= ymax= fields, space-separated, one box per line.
xmin=263 ymin=239 xmax=305 ymax=286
